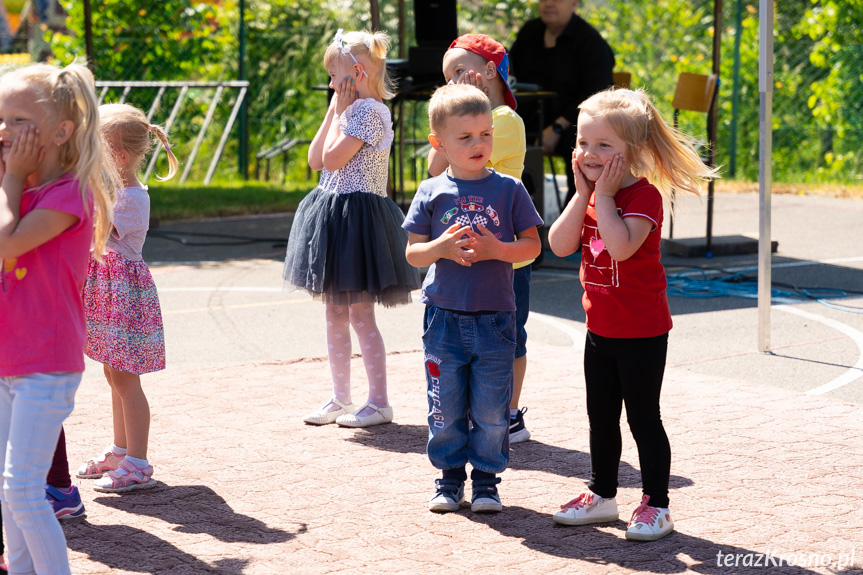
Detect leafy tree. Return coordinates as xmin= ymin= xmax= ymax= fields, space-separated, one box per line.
xmin=53 ymin=1 xmax=234 ymax=81
xmin=47 ymin=0 xmax=862 ymax=184
xmin=793 ymin=0 xmax=863 ymax=179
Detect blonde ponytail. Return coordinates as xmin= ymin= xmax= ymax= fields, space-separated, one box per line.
xmin=100 ymin=103 xmax=178 ymax=182
xmin=148 ymin=125 xmax=179 ymax=181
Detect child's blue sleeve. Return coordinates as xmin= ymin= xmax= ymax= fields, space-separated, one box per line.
xmin=512 ymin=182 xmax=544 ymax=233
xmin=402 ymin=183 xmax=433 ymax=236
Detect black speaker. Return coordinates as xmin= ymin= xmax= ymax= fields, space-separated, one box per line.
xmin=408 ymin=46 xmax=447 ymax=87
xmin=414 ymin=0 xmax=457 ymax=48
xmin=522 ymin=146 xmax=545 ymax=222
xmin=522 ymin=145 xmax=549 ymax=263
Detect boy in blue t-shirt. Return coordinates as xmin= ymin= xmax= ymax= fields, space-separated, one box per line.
xmin=403 ymin=84 xmax=543 ymax=513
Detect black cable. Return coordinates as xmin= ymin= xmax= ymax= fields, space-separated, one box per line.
xmin=149 ymin=230 xmax=287 ymax=247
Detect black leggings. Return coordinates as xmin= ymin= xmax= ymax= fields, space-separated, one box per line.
xmin=584 ymin=330 xmax=671 ymax=508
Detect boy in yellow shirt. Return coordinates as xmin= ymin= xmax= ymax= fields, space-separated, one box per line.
xmin=428 ymin=34 xmax=534 ymax=444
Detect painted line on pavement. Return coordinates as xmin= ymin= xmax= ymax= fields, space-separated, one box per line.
xmin=775 ymin=305 xmax=863 ymax=395
xmin=529 ymin=312 xmax=585 ymax=350
xmin=163 ymin=298 xmax=308 ymax=316
xmin=160 ymin=286 xmax=283 ymax=292
xmin=159 ymin=287 xmax=423 ymax=316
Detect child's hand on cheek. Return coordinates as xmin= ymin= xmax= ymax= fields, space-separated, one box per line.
xmin=457 ymin=71 xmax=487 ymax=97
xmin=594 ymin=154 xmax=626 ymax=198
xmin=573 ymin=157 xmax=595 ymax=197
xmin=4 ymin=125 xmax=44 ymax=181
xmin=334 ymin=77 xmax=358 ymax=115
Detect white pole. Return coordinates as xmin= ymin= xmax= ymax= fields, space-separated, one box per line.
xmin=758 ymin=0 xmax=774 ymax=352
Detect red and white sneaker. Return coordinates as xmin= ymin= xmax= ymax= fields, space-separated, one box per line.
xmin=77 ymin=448 xmax=125 ymax=479
xmin=625 ymin=494 xmax=674 ymax=541
xmin=93 ymin=459 xmax=157 ymax=493
xmin=553 ymin=490 xmax=619 ymax=525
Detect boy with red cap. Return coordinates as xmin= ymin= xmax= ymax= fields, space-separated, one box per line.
xmin=429 ymin=33 xmax=524 ymax=179
xmin=429 ymin=33 xmax=535 ymax=446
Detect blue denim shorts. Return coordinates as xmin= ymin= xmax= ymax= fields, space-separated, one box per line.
xmin=513 ymin=265 xmax=531 ymax=358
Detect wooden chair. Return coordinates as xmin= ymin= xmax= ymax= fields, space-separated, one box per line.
xmin=613 ymin=71 xmax=632 ymax=89
xmin=669 ymin=72 xmax=718 ymax=238
xmin=672 ymin=72 xmax=718 ymax=118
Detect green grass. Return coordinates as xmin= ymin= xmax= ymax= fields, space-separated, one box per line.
xmin=148 ymin=176 xmax=863 ymax=223
xmin=149 ymin=178 xmax=422 ymax=222
xmin=148 ymin=179 xmax=312 ymax=221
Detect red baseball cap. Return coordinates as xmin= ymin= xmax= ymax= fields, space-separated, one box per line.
xmin=448 ymin=33 xmax=517 ymax=110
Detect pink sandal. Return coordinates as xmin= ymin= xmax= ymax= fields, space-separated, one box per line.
xmin=93 ymin=459 xmax=156 ymax=493
xmin=77 ymin=449 xmax=124 ymax=479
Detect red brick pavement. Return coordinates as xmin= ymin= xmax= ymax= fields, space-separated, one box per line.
xmin=61 ymin=343 xmax=862 ymax=574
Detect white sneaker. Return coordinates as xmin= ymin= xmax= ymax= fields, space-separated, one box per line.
xmin=553 ymin=490 xmax=619 ymax=525
xmin=509 ymin=407 xmax=531 ymax=444
xmin=625 ymin=495 xmax=674 ymax=542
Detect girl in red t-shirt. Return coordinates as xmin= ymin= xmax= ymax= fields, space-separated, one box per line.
xmin=548 ymin=87 xmax=718 ymax=542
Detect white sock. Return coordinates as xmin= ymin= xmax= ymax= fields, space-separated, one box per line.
xmin=124 ymin=455 xmax=149 ymax=469
xmin=111 ymin=444 xmax=127 ymax=455
xmin=510 ymin=408 xmax=519 ymax=419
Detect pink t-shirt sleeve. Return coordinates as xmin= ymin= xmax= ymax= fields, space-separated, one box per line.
xmin=30 ymin=180 xmax=87 ymax=222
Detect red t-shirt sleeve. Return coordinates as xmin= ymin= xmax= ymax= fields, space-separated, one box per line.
xmin=619 ymin=182 xmax=662 ymax=232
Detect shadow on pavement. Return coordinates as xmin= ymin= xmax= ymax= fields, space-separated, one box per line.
xmin=463 ymin=507 xmax=827 ymax=575
xmin=533 ymin=253 xmax=863 ymax=319
xmin=91 ymin=484 xmax=302 ymax=544
xmin=64 ymin=520 xmax=251 ymax=574
xmin=144 ymin=215 xmax=291 ymax=263
xmin=346 ymin=423 xmax=692 ymax=488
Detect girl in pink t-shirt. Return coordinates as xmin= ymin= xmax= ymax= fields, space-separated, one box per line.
xmin=548 ymin=88 xmax=718 ymax=542
xmin=77 ymin=104 xmax=178 ymax=495
xmin=0 ymin=63 xmax=115 ymax=575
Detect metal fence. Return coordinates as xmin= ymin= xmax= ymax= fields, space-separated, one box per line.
xmin=95 ymin=81 xmax=248 ymax=185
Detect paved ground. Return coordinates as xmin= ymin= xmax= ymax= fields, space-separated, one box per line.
xmin=56 ymin=191 xmax=863 ymax=574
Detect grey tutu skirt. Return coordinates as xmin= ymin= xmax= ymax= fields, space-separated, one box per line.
xmin=283 ymin=187 xmax=420 ymax=307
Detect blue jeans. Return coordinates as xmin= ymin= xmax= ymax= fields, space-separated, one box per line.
xmin=0 ymin=372 xmax=80 ymax=575
xmin=513 ymin=265 xmax=532 ymax=359
xmin=422 ymin=305 xmax=515 ymax=474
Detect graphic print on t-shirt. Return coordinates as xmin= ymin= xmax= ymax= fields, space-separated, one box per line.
xmin=449 ymin=195 xmax=503 ymax=238
xmin=1 ymin=257 xmax=27 ymax=292
xmin=582 ymin=220 xmax=619 ymax=293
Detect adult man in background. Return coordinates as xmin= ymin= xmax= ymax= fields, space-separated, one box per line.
xmin=510 ymin=0 xmax=615 ymax=204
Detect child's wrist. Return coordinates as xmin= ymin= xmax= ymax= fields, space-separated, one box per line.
xmin=2 ymin=172 xmax=25 ymax=186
